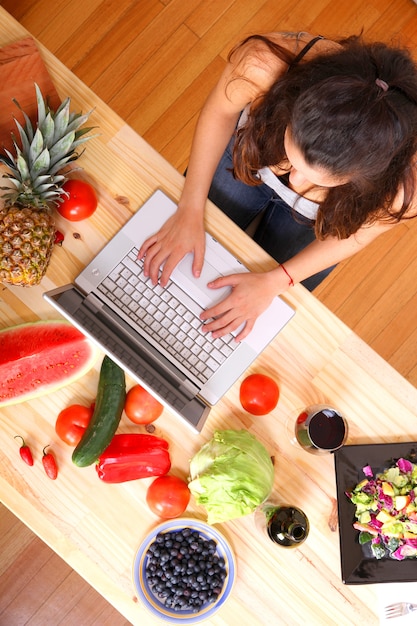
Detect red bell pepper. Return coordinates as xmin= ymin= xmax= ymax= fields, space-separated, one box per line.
xmin=96 ymin=433 xmax=171 ymax=483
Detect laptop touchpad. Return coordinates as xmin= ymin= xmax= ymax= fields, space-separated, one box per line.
xmin=171 ymin=253 xmax=230 ymax=308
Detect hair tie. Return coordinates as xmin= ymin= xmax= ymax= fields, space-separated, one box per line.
xmin=375 ymin=78 xmax=389 ymax=92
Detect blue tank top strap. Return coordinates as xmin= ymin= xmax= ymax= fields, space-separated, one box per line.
xmin=289 ymin=35 xmax=324 ymax=68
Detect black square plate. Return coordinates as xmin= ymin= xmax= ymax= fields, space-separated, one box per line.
xmin=334 ymin=442 xmax=417 ymax=584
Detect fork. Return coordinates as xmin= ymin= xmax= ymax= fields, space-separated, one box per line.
xmin=385 ymin=602 xmax=417 ymax=619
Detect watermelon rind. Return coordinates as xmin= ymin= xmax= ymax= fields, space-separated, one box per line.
xmin=0 ymin=320 xmax=100 ymax=407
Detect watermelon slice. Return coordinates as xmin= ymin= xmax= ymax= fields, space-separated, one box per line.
xmin=0 ymin=320 xmax=99 ymax=407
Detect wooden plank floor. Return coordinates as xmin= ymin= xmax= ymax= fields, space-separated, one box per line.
xmin=1 ymin=1 xmax=417 ymax=624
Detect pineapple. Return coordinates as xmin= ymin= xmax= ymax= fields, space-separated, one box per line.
xmin=0 ymin=83 xmax=93 ymax=286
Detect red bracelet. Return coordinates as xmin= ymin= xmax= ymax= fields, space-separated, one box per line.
xmin=280 ymin=263 xmax=294 ymax=287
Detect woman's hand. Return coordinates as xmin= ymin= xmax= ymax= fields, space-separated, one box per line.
xmin=138 ymin=210 xmax=206 ymax=286
xmin=200 ymin=270 xmax=283 ymax=342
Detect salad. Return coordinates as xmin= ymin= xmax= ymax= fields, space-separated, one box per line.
xmin=346 ymin=457 xmax=417 ymax=560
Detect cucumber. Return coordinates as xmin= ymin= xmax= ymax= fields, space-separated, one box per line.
xmin=72 ymin=355 xmax=126 ymax=467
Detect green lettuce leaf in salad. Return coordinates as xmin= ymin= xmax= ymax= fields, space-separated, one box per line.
xmin=346 ymin=457 xmax=417 ymax=560
xmin=188 ymin=429 xmax=274 ymax=524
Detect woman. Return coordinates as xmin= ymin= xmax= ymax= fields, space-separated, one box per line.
xmin=139 ymin=32 xmax=417 ymax=341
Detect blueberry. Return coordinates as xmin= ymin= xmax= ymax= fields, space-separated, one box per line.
xmin=145 ymin=527 xmax=227 ymax=611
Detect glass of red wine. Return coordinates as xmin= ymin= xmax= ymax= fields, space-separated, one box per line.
xmin=291 ymin=404 xmax=348 ymax=454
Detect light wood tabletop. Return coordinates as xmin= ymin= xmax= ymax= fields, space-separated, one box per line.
xmin=1 ymin=8 xmax=417 ymax=625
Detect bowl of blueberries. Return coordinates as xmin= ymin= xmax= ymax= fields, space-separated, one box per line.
xmin=133 ymin=518 xmax=236 ymax=623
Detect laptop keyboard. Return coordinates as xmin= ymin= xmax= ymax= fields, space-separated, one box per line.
xmin=96 ymin=248 xmax=239 ymax=384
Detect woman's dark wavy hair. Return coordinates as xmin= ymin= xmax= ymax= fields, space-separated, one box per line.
xmin=231 ymin=34 xmax=417 ymax=239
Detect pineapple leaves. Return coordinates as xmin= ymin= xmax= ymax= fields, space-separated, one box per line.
xmin=39 ymin=112 xmax=55 ymax=148
xmin=29 ymin=129 xmax=45 ymax=169
xmin=52 ymin=98 xmax=70 ymax=144
xmin=48 ymin=131 xmax=76 ymax=167
xmin=1 ymin=177 xmax=22 ymax=192
xmin=35 ymin=83 xmax=47 ymax=128
xmin=30 ymin=149 xmax=51 ymax=178
xmin=14 ymin=120 xmax=31 ymax=157
xmin=12 ymin=100 xmax=34 ymax=143
xmin=16 ymin=153 xmax=30 ymax=181
xmin=66 ymin=111 xmax=93 ymax=134
xmin=2 ymin=83 xmax=96 ymax=209
xmin=0 ymin=150 xmax=17 ymax=171
xmin=48 ymin=152 xmax=78 ymax=176
xmin=33 ymin=174 xmax=65 ymax=190
xmin=31 ymin=174 xmax=54 ymax=190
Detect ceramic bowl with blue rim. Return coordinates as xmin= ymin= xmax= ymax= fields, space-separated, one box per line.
xmin=133 ymin=518 xmax=236 ymax=624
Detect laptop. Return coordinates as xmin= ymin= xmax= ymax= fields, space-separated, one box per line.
xmin=44 ymin=189 xmax=294 ymax=432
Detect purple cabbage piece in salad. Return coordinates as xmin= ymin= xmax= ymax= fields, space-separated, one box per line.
xmin=362 ymin=464 xmax=373 ymax=477
xmin=398 ymin=458 xmax=414 ymax=473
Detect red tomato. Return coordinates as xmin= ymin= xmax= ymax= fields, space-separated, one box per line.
xmin=57 ymin=179 xmax=98 ymax=221
xmin=146 ymin=475 xmax=191 ymax=519
xmin=239 ymin=373 xmax=279 ymax=415
xmin=55 ymin=404 xmax=94 ymax=446
xmin=124 ymin=384 xmax=163 ymax=424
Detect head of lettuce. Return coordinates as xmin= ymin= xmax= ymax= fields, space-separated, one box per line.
xmin=188 ymin=429 xmax=274 ymax=524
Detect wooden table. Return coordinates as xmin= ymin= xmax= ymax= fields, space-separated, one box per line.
xmin=1 ymin=8 xmax=417 ymax=625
